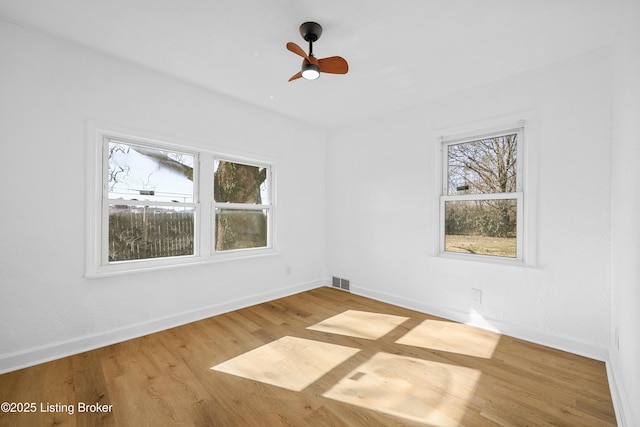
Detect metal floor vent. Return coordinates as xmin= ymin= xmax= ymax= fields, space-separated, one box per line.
xmin=331 ymin=276 xmax=350 ymax=291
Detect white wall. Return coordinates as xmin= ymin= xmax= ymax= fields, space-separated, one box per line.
xmin=610 ymin=0 xmax=640 ymax=424
xmin=326 ymin=47 xmax=612 ymax=360
xmin=0 ymin=22 xmax=327 ymax=372
xmin=0 ymin=13 xmax=635 ymax=425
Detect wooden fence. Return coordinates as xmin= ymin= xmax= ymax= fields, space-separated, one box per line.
xmin=108 ymin=207 xmax=194 ymax=262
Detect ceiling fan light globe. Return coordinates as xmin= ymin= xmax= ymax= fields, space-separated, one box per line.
xmin=301 ymin=63 xmax=320 ymax=80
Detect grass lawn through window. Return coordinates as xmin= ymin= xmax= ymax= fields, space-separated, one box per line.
xmin=445 ymin=234 xmax=516 ymax=258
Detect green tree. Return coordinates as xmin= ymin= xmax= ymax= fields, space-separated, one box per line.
xmin=214 ymin=161 xmax=267 ymax=250
xmin=446 ymin=134 xmax=517 ymax=238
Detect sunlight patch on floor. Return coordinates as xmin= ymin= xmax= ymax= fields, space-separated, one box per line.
xmin=210 ymin=336 xmax=360 ymax=391
xmin=307 ymin=310 xmax=410 ymax=340
xmin=323 ymin=352 xmax=482 ymax=426
xmin=468 ymin=308 xmax=502 ymax=333
xmin=395 ymin=319 xmax=500 ymax=358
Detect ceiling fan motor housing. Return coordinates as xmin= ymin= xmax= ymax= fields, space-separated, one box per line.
xmin=299 ymin=21 xmax=322 ymax=42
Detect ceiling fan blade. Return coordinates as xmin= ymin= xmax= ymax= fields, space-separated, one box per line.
xmin=286 ymin=42 xmax=308 ymax=59
xmin=288 ymin=71 xmax=303 ymax=82
xmin=318 ymin=56 xmax=349 ymax=74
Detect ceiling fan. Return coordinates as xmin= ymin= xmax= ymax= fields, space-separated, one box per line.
xmin=286 ymin=22 xmax=349 ymax=82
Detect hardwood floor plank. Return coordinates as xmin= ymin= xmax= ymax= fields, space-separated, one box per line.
xmin=0 ymin=287 xmax=617 ymax=426
xmin=71 ymin=351 xmax=114 ymax=427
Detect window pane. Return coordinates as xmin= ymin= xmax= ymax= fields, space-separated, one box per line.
xmin=215 ymin=208 xmax=268 ymax=251
xmin=447 ymin=134 xmax=517 ymax=195
xmin=214 ymin=160 xmax=268 ymax=204
xmin=108 ymin=141 xmax=194 ymax=202
xmin=444 ymin=199 xmax=517 ymax=258
xmin=108 ymin=205 xmax=195 ymax=262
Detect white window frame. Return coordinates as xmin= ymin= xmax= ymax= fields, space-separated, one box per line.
xmin=211 ymin=156 xmax=274 ymax=256
xmin=435 ymin=114 xmax=537 ymax=266
xmin=86 ymin=124 xmax=276 ymax=277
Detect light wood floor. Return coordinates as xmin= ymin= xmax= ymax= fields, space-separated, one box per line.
xmin=0 ymin=287 xmax=616 ymax=426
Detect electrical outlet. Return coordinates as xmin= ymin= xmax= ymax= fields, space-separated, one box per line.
xmin=285 ymin=265 xmax=291 ymax=275
xmin=615 ymin=327 xmax=620 ymax=350
xmin=472 ymin=288 xmax=483 ymax=304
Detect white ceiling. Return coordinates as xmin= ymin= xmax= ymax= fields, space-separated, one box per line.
xmin=0 ymin=0 xmax=615 ymax=129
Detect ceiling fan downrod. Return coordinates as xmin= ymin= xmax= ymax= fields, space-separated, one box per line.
xmin=308 ymin=39 xmax=314 ymax=57
xmin=300 ymin=21 xmax=322 ymax=57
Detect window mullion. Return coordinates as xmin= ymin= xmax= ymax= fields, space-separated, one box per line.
xmin=213 ymin=202 xmax=270 ymax=210
xmin=100 ymin=138 xmax=114 ymax=267
xmin=101 ymin=198 xmax=110 ymax=266
xmin=105 ymin=199 xmax=198 ymax=208
xmin=442 ymin=192 xmax=521 ymax=202
xmin=516 ymin=192 xmax=524 ymax=260
xmin=199 ymin=155 xmax=214 ymax=257
xmin=516 ymin=128 xmax=524 ymax=192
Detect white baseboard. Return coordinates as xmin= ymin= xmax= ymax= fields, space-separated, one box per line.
xmin=607 ymin=356 xmax=632 ymax=427
xmin=350 ymin=286 xmax=609 ymax=362
xmin=0 ymin=279 xmax=325 ymax=375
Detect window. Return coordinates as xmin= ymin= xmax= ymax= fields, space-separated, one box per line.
xmin=440 ymin=127 xmax=524 ymax=261
xmin=106 ymin=140 xmax=197 ymax=262
xmin=87 ymin=128 xmax=274 ymax=276
xmin=213 ymin=159 xmax=271 ymax=251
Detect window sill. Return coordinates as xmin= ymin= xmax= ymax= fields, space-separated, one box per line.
xmin=435 ymin=251 xmax=536 ymax=269
xmin=86 ymin=248 xmax=278 ymax=278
